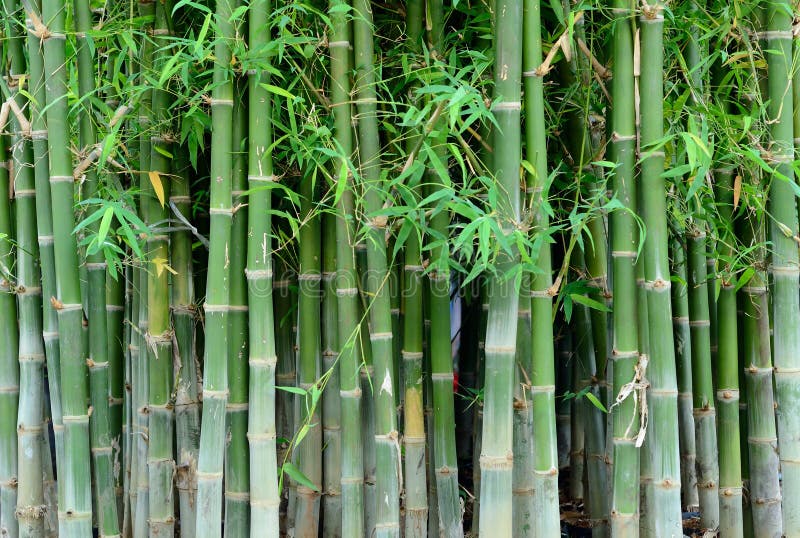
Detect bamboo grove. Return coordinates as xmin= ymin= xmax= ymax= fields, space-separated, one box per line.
xmin=2 ymin=0 xmax=800 ymax=536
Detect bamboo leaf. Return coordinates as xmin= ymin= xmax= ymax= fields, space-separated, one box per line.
xmin=149 ymin=171 xmax=166 ymax=208
xmin=281 ymin=462 xmax=319 ymax=492
xmin=570 ymin=293 xmax=610 ymax=313
xmin=98 ymin=206 xmax=114 ymax=244
xmin=585 ymin=391 xmax=607 ymax=413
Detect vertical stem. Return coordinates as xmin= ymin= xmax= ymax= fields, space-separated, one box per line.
xmin=41 ymin=0 xmax=94 ymax=530
xmin=195 ymin=0 xmax=235 ymax=530
xmin=479 ymin=0 xmax=522 ymax=533
xmin=608 ymin=0 xmax=641 ymax=533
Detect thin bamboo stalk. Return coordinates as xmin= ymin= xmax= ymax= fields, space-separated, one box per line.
xmin=225 ymin=77 xmax=250 ymax=538
xmin=21 ymin=1 xmax=65 ymax=528
xmin=195 ymin=0 xmax=235 ymax=530
xmin=738 ymin=209 xmax=781 ymax=536
xmin=712 ymin=169 xmax=744 ymax=536
xmin=328 ymin=0 xmax=364 ymax=533
xmin=352 ymin=0 xmax=401 ymax=532
xmin=321 ymin=213 xmax=342 ymax=537
xmin=73 ymin=0 xmax=121 ymax=534
xmin=172 ymin=148 xmax=200 ymax=538
xmin=765 ymin=0 xmax=800 ymax=532
xmin=511 ymin=284 xmax=533 ymax=533
xmin=5 ymin=6 xmax=45 ymax=533
xmin=670 ymin=237 xmax=699 ymax=512
xmin=294 ymin=104 xmax=322 ymax=538
xmin=523 ymin=0 xmax=560 ymax=531
xmin=246 ymin=0 xmax=279 ymax=531
xmin=479 ymin=0 xmax=522 ymax=532
xmin=423 ymin=3 xmax=462 ymax=535
xmin=607 ymin=0 xmax=641 ymax=532
xmin=41 ymin=0 xmax=94 ymax=530
xmin=0 ymin=91 xmax=20 ymax=538
xmin=401 ymin=3 xmax=426 ymax=535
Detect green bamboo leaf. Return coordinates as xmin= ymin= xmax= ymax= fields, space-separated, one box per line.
xmin=585 ymin=391 xmax=607 ymax=413
xmin=281 ymin=462 xmax=319 ymax=492
xmin=276 ymin=385 xmax=307 ymax=396
xmin=97 ymin=206 xmax=114 ymax=244
xmin=569 ymin=293 xmax=611 ymax=313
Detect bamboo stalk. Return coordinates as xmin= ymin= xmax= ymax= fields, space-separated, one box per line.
xmin=638 ymin=4 xmax=683 ymax=534
xmin=328 ymin=0 xmax=365 ymax=533
xmin=321 ymin=213 xmax=342 ymax=537
xmin=225 ymin=76 xmax=250 ymax=538
xmin=0 ymin=89 xmax=20 ymax=538
xmin=172 ymin=148 xmax=200 ymax=538
xmin=512 ymin=283 xmax=534 ymax=533
xmin=4 ymin=5 xmax=45 ymax=533
xmin=765 ymin=0 xmax=800 ymax=532
xmin=294 ymin=78 xmax=323 ymax=538
xmin=401 ymin=2 xmax=426 ymax=535
xmin=423 ymin=3 xmax=462 ymax=535
xmin=73 ymin=0 xmax=122 ymax=534
xmin=607 ymin=0 xmax=641 ymax=532
xmin=352 ymin=0 xmax=401 ymax=532
xmin=40 ymin=0 xmax=94 ymax=530
xmin=246 ymin=0 xmax=279 ymax=530
xmin=195 ymin=0 xmax=235 ymax=530
xmin=479 ymin=0 xmax=522 ymax=532
xmin=670 ymin=237 xmax=699 ymax=512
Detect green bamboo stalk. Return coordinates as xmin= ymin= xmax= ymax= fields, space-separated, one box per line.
xmin=73 ymin=0 xmax=122 ymax=533
xmin=352 ymin=1 xmax=401 ymax=533
xmin=470 ymin=293 xmax=487 ymax=536
xmin=132 ymin=3 xmax=154 ymax=533
xmin=172 ymin=148 xmax=200 ymax=538
xmin=670 ymin=237 xmax=699 ymax=512
xmin=512 ymin=285 xmax=534 ymax=535
xmin=195 ymin=0 xmax=235 ymax=530
xmin=573 ymin=267 xmax=608 ymax=538
xmin=321 ymin=213 xmax=342 ymax=537
xmin=607 ymin=0 xmax=641 ymax=534
xmin=479 ymin=0 xmax=522 ymax=532
xmin=20 ymin=2 xmax=65 ymax=530
xmin=328 ymin=0 xmax=364 ymax=533
xmin=4 ymin=6 xmax=45 ymax=533
xmin=273 ymin=262 xmax=296 ymax=530
xmin=246 ymin=0 xmax=279 ymax=531
xmin=556 ymin=335 xmax=572 ymax=471
xmin=738 ymin=210 xmax=781 ymax=536
xmin=569 ymin=348 xmax=586 ymax=503
xmin=0 ymin=93 xmax=20 ymax=538
xmin=765 ymin=0 xmax=800 ymax=531
xmin=134 ymin=262 xmax=150 ymax=538
xmin=122 ymin=266 xmax=133 ymax=538
xmin=423 ymin=287 xmax=438 ymax=537
xmin=713 ymin=168 xmax=743 ymax=537
xmin=143 ymin=3 xmax=176 ymax=535
xmin=106 ymin=270 xmax=125 ymax=522
xmin=639 ymin=4 xmax=683 ymax=534
xmin=682 ymin=2 xmax=720 ymax=529
xmin=522 ymin=0 xmax=559 ymax=534
xmin=295 ymin=113 xmax=322 ymax=538
xmin=401 ymin=3 xmax=426 ymax=535
xmin=225 ymin=77 xmax=250 ymax=538
xmin=424 ymin=5 xmax=462 ymax=534
xmin=41 ymin=0 xmax=94 ymax=530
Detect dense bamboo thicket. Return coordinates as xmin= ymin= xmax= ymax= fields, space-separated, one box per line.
xmin=3 ymin=0 xmax=800 ymax=536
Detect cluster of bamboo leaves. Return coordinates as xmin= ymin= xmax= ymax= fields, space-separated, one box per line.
xmin=2 ymin=0 xmax=800 ymax=536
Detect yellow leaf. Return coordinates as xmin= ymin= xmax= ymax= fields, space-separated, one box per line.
xmin=151 ymin=257 xmax=177 ymax=277
xmin=733 ymin=175 xmax=742 ymax=210
xmin=149 ymin=171 xmax=165 ymax=208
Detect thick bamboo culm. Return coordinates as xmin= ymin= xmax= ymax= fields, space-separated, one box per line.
xmin=1 ymin=1 xmax=800 ymax=536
